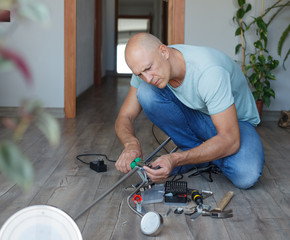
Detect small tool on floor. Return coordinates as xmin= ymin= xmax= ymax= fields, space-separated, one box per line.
xmin=190 ymin=189 xmax=211 ymax=221
xmin=201 ymin=190 xmax=213 ymax=199
xmin=202 ymin=191 xmax=234 ymax=218
xmin=133 ymin=194 xmax=143 ymax=213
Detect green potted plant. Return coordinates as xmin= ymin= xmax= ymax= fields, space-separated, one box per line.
xmin=233 ymin=0 xmax=290 ymax=117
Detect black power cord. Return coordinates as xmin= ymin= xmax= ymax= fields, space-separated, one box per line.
xmin=76 ymin=153 xmax=116 ymax=164
xmin=76 ymin=154 xmax=116 ymax=173
xmin=188 ymin=164 xmax=221 ymax=182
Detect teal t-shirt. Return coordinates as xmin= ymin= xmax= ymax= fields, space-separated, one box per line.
xmin=130 ymin=45 xmax=260 ymax=126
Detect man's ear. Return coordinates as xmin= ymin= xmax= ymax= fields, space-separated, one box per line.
xmin=159 ymin=44 xmax=169 ymax=59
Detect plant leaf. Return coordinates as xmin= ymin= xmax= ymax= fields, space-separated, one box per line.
xmin=258 ymin=54 xmax=265 ymax=64
xmin=272 ymin=59 xmax=279 ymax=69
xmin=265 ymin=88 xmax=275 ymax=97
xmin=267 ymin=73 xmax=276 ymax=80
xmin=250 ymin=54 xmax=256 ymax=63
xmin=0 ymin=0 xmax=13 ymax=9
xmin=252 ymin=91 xmax=259 ymax=101
xmin=235 ymin=27 xmax=241 ymax=36
xmin=235 ymin=44 xmax=242 ymax=54
xmin=18 ymin=0 xmax=50 ymax=23
xmin=260 ymin=31 xmax=268 ymax=47
xmin=249 ymin=73 xmax=258 ymax=85
xmin=0 ymin=48 xmax=32 ymax=85
xmin=0 ymin=141 xmax=33 ymax=190
xmin=237 ymin=8 xmax=245 ymax=19
xmin=245 ymin=3 xmax=252 ymax=13
xmin=254 ymin=40 xmax=263 ymax=50
xmin=0 ymin=58 xmax=14 ymax=71
xmin=238 ymin=0 xmax=246 ymax=7
xmin=256 ymin=17 xmax=267 ymax=32
xmin=282 ymin=48 xmax=290 ymax=70
xmin=278 ymin=24 xmax=290 ymax=56
xmin=35 ymin=112 xmax=60 ymax=147
xmin=262 ymin=95 xmax=271 ymax=107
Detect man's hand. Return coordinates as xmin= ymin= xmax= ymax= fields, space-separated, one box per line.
xmin=115 ymin=143 xmax=142 ymax=173
xmin=115 ymin=86 xmax=143 ymax=173
xmin=143 ymin=154 xmax=176 ymax=182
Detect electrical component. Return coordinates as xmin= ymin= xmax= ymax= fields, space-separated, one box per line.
xmin=89 ymin=160 xmax=107 ymax=172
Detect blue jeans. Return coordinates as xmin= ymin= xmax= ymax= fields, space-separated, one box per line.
xmin=136 ymin=82 xmax=264 ymax=189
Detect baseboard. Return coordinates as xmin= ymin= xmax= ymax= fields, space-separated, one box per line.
xmin=0 ymin=107 xmax=65 ymax=118
xmin=261 ymin=111 xmax=281 ymax=122
xmin=106 ymin=70 xmax=116 ymax=77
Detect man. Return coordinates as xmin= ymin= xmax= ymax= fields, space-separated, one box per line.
xmin=115 ymin=33 xmax=264 ymax=189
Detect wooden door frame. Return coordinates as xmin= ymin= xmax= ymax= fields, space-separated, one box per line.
xmin=94 ymin=0 xmax=102 ymax=86
xmin=65 ymin=0 xmax=184 ymax=118
xmin=64 ymin=0 xmax=102 ymax=118
xmin=64 ymin=0 xmax=76 ymax=118
xmin=167 ymin=0 xmax=184 ymax=45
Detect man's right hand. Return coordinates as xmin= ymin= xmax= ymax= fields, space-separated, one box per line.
xmin=115 ymin=144 xmax=142 ymax=173
xmin=115 ymin=86 xmax=143 ymax=173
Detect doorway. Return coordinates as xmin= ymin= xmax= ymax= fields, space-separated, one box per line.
xmin=64 ymin=0 xmax=184 ymax=118
xmin=117 ymin=16 xmax=152 ymax=74
xmin=115 ymin=0 xmax=167 ymax=76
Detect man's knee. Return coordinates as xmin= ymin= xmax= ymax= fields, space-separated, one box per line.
xmin=231 ymin=166 xmax=263 ymax=189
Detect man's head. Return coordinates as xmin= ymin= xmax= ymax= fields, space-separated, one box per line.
xmin=125 ymin=33 xmax=171 ymax=88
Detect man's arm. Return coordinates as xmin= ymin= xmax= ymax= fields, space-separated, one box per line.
xmin=144 ymin=104 xmax=240 ymax=181
xmin=115 ymin=86 xmax=143 ymax=173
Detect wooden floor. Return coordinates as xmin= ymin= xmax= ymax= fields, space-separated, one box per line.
xmin=1 ymin=77 xmax=290 ymax=240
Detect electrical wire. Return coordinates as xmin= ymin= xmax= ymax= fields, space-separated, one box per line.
xmin=170 ymin=172 xmax=183 ymax=182
xmin=76 ymin=153 xmax=116 ymax=165
xmin=187 ymin=164 xmax=221 ymax=182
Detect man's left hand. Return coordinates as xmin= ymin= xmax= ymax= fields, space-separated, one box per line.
xmin=143 ymin=154 xmax=175 ymax=182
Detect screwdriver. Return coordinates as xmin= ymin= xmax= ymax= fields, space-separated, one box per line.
xmin=190 ymin=189 xmax=203 ymax=207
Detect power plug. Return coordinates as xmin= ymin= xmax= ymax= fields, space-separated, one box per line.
xmin=90 ymin=160 xmax=107 ymax=172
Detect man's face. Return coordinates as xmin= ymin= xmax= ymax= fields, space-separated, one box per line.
xmin=126 ymin=46 xmax=170 ymax=89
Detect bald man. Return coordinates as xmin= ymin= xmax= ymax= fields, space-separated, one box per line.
xmin=115 ymin=33 xmax=264 ymax=189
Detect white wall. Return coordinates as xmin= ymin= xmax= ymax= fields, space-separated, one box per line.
xmin=76 ymin=0 xmax=95 ymax=97
xmin=184 ymin=0 xmax=290 ymax=111
xmin=0 ymin=0 xmax=64 ymax=108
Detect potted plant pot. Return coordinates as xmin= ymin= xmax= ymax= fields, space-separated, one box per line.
xmin=256 ymin=99 xmax=263 ymax=119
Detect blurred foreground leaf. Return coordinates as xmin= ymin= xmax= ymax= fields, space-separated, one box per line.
xmin=0 ymin=57 xmax=14 ymax=71
xmin=0 ymin=0 xmax=13 ymax=9
xmin=0 ymin=48 xmax=32 ymax=85
xmin=0 ymin=141 xmax=33 ymax=190
xmin=0 ymin=100 xmax=60 ymax=190
xmin=35 ymin=111 xmax=60 ymax=147
xmin=19 ymin=100 xmax=60 ymax=146
xmin=19 ymin=0 xmax=50 ymax=22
